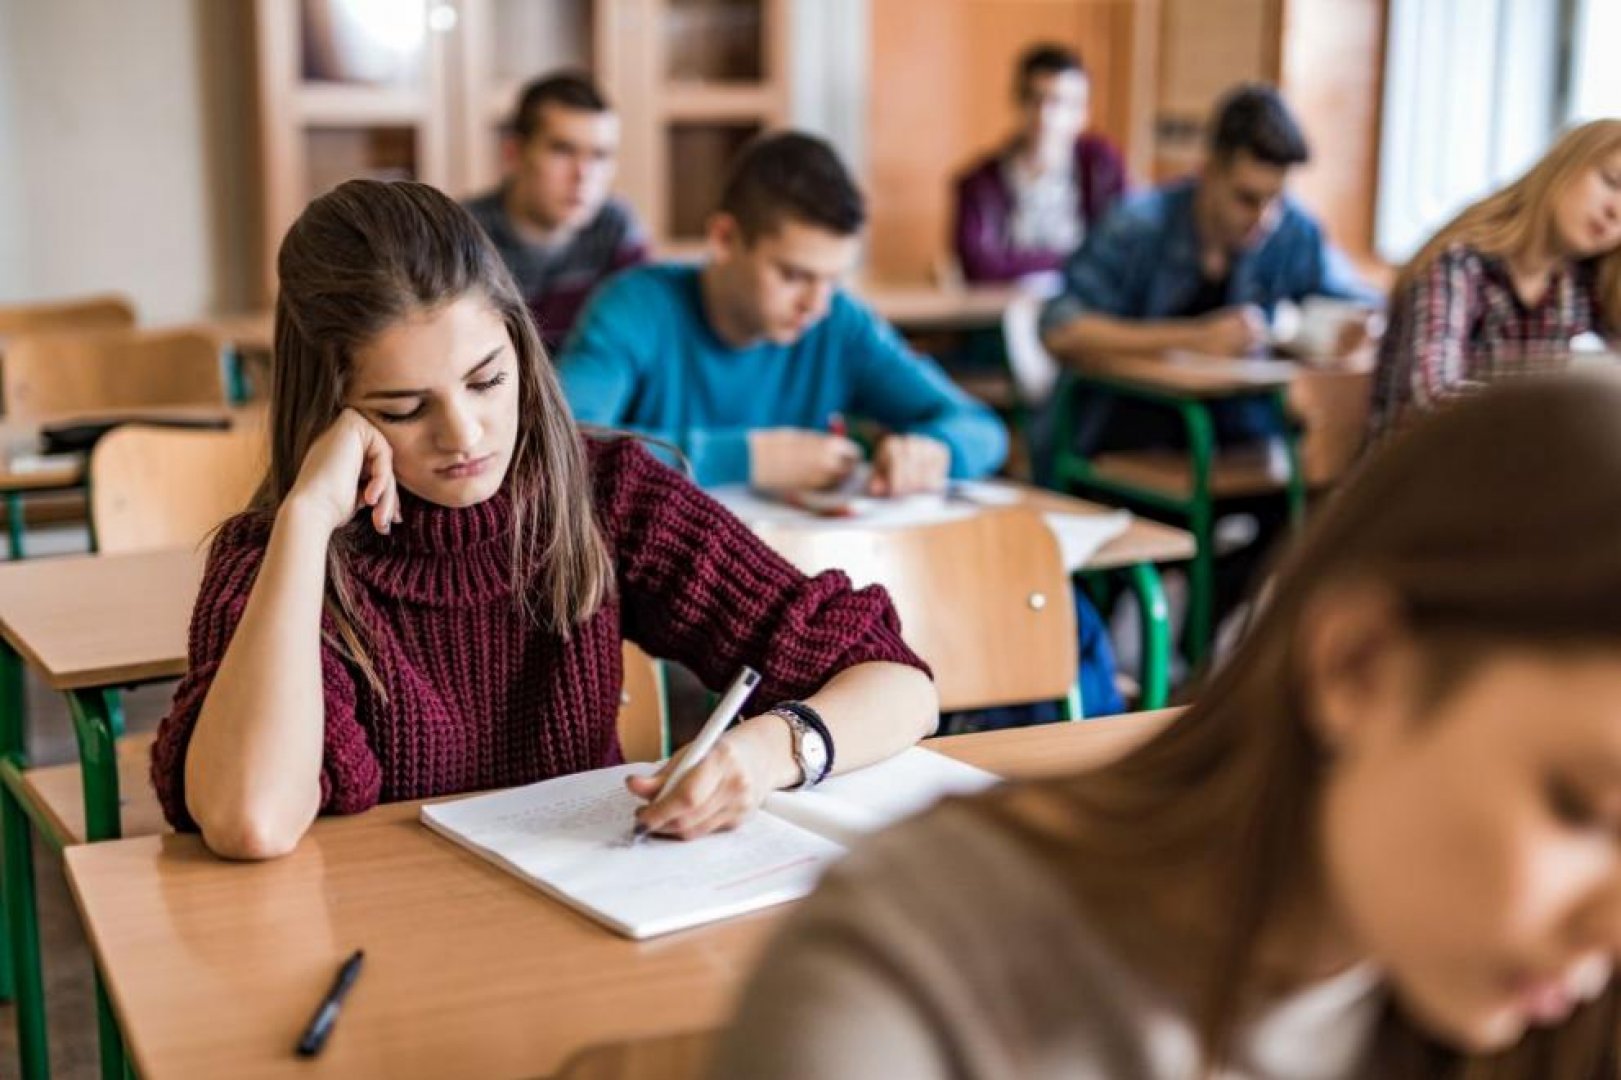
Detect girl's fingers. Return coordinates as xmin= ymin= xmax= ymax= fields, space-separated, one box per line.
xmin=659 ymin=796 xmax=736 ymax=841
xmin=636 ymin=758 xmax=723 ymax=835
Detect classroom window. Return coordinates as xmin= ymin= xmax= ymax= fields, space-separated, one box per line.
xmin=1374 ymin=0 xmax=1562 ymax=263
xmin=1567 ymin=0 xmax=1621 ymax=122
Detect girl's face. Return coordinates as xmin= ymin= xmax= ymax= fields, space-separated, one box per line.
xmin=346 ymin=294 xmax=520 ymax=508
xmin=1554 ymin=148 xmax=1621 ymax=258
xmin=1321 ymin=645 xmax=1621 ymax=1053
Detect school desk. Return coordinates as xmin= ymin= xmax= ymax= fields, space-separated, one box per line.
xmin=0 ymin=548 xmax=203 ymax=1080
xmin=861 ymin=284 xmax=1023 ymax=335
xmin=1049 ymin=352 xmax=1311 ymax=664
xmin=64 ymin=710 xmax=1178 ymax=1080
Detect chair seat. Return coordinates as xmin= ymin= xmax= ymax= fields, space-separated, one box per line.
xmin=1090 ymin=446 xmax=1295 ymax=500
xmin=20 ymin=731 xmax=167 ymax=844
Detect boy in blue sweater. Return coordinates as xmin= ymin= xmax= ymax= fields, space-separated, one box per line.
xmin=558 ymin=132 xmax=1007 ymax=494
xmin=560 ymin=131 xmax=1123 ymax=717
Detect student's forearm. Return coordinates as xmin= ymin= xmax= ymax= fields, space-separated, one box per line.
xmin=916 ymin=412 xmax=1008 ymax=480
xmin=184 ymin=499 xmax=333 ymax=859
xmin=729 ymin=662 xmax=938 ymax=789
xmin=1044 ymin=314 xmax=1204 ymax=362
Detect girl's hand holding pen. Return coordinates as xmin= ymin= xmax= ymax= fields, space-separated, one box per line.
xmin=624 ymin=720 xmax=796 ymax=839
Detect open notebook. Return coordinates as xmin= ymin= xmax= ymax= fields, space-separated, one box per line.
xmin=420 ymin=747 xmax=998 ymax=939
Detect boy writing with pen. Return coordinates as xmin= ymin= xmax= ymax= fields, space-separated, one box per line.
xmin=557 ymin=132 xmax=1006 ymax=497
xmin=560 ymin=133 xmax=1128 ymax=718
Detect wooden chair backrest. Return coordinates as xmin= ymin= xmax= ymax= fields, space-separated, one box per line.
xmin=0 ymin=294 xmax=135 ymax=339
xmin=88 ymin=423 xmax=265 ymax=554
xmin=617 ymin=642 xmax=668 ymax=763
xmin=756 ymin=508 xmax=1077 ymax=712
xmin=3 ymin=327 xmax=226 ymax=419
xmin=1288 ymin=367 xmax=1374 ymax=487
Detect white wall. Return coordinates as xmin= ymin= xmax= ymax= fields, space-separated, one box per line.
xmin=0 ymin=0 xmax=28 ymax=300
xmin=0 ymin=0 xmax=248 ymax=322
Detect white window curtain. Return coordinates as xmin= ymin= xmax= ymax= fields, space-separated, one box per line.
xmin=1568 ymin=0 xmax=1621 ymax=122
xmin=1375 ymin=0 xmax=1561 ymax=263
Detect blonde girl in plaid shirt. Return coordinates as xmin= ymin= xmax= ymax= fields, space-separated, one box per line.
xmin=1370 ymin=120 xmax=1621 ymax=439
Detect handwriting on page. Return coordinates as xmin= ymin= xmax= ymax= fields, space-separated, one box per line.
xmin=486 ymin=787 xmax=637 ymax=844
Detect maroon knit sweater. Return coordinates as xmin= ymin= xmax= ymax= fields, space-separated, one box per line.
xmin=151 ymin=437 xmax=928 ymax=830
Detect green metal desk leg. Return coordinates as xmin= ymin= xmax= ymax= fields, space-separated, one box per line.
xmin=6 ymin=493 xmax=24 ymax=561
xmin=1127 ymin=562 xmax=1171 ymax=709
xmin=1061 ymin=682 xmax=1084 ymax=722
xmin=66 ymin=690 xmax=126 ymax=1080
xmin=2 ymin=778 xmax=45 ymax=1080
xmin=0 ymin=639 xmax=21 ymax=1003
xmin=225 ymin=345 xmax=250 ymax=406
xmin=1175 ymin=402 xmax=1218 ymax=667
xmin=0 ymin=639 xmax=45 ymax=1078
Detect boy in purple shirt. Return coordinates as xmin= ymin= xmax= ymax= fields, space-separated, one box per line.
xmin=952 ymin=43 xmax=1128 ymax=284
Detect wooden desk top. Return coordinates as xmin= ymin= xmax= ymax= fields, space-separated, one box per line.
xmin=861 ymin=284 xmax=1022 ymax=333
xmin=190 ymin=311 xmax=273 ymax=355
xmin=0 ymin=548 xmax=203 ymax=691
xmin=66 ymin=710 xmax=1175 ymax=1080
xmin=0 ymin=457 xmax=84 ymax=492
xmin=0 ymin=404 xmax=245 ymax=494
xmin=0 ymin=481 xmax=1186 ymax=696
xmin=1079 ymin=351 xmax=1302 ymax=398
xmin=1007 ymin=484 xmax=1194 ymax=569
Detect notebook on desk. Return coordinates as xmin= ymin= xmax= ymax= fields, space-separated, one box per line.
xmin=420 ymin=747 xmax=998 ymax=939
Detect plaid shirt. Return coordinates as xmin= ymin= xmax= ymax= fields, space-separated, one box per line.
xmin=1369 ymin=244 xmax=1603 ymax=438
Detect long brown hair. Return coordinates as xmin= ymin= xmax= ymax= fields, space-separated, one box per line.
xmin=258 ymin=179 xmax=613 ymax=689
xmin=1397 ymin=119 xmax=1621 ymax=334
xmin=984 ymin=373 xmax=1621 ymax=1077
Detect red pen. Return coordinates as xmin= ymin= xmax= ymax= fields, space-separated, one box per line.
xmin=827 ymin=412 xmax=847 ymax=438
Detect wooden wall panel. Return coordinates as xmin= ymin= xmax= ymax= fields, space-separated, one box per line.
xmin=1280 ymin=0 xmax=1388 ymax=273
xmin=1151 ymin=0 xmax=1281 ymax=179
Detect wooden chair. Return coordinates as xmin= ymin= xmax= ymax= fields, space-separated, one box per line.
xmin=2 ymin=326 xmax=226 ymax=420
xmin=617 ymin=642 xmax=669 ymax=762
xmin=0 ymin=295 xmax=134 ymax=341
xmin=756 ymin=508 xmax=1080 ymax=714
xmin=88 ymin=423 xmax=265 ymax=555
xmin=1288 ymin=367 xmax=1374 ymax=487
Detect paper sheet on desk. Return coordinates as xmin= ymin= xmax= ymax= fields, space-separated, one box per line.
xmin=711 ymin=482 xmax=1132 ymax=572
xmin=1040 ymin=510 xmax=1132 ymax=570
xmin=710 ymin=485 xmax=979 ymax=529
xmin=948 ymin=482 xmax=1131 ymax=568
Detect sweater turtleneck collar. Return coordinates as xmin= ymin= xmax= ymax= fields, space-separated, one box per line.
xmin=347 ymin=486 xmax=518 ymax=605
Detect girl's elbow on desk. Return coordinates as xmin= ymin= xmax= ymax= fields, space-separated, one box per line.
xmin=189 ymin=788 xmax=320 ymax=861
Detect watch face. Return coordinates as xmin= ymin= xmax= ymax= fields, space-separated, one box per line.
xmin=801 ymin=729 xmax=830 ymax=780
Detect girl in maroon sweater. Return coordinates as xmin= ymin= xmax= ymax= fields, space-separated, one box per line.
xmin=152 ymin=179 xmax=937 ymax=860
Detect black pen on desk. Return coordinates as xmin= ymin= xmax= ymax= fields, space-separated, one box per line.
xmin=632 ymin=666 xmax=761 ymax=842
xmin=296 ymin=949 xmax=364 ymax=1057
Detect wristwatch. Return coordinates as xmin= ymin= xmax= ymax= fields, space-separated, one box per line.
xmin=771 ymin=706 xmax=830 ymax=791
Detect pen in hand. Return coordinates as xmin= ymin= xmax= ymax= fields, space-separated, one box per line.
xmin=631 ymin=666 xmax=761 ymax=842
xmin=296 ymin=949 xmax=365 ymax=1057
